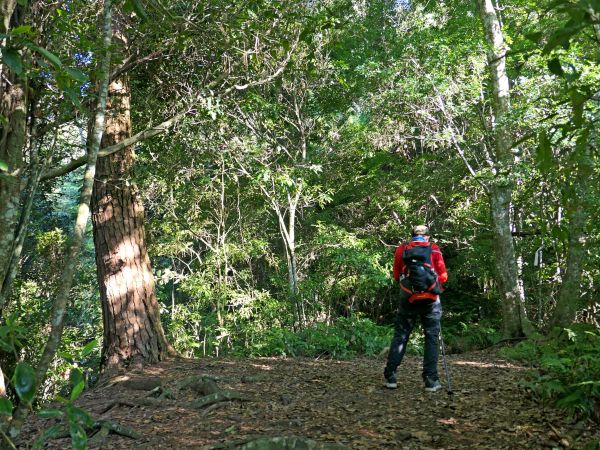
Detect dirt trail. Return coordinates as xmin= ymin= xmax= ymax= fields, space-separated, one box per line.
xmin=21 ymin=351 xmax=599 ymax=449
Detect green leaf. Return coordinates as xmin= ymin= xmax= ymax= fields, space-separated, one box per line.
xmin=38 ymin=408 xmax=64 ymax=419
xmin=30 ymin=45 xmax=62 ymax=68
xmin=2 ymin=48 xmax=23 ymax=74
xmin=10 ymin=25 xmax=32 ymax=36
xmin=535 ymin=130 xmax=555 ymax=173
xmin=58 ymin=351 xmax=75 ymax=360
xmin=16 ymin=0 xmax=27 ymax=6
xmin=69 ymin=423 xmax=87 ymax=450
xmin=32 ymin=425 xmax=65 ymax=450
xmin=547 ymin=58 xmax=564 ymax=77
xmin=570 ymin=90 xmax=586 ymax=127
xmin=0 ymin=397 xmax=13 ymax=417
xmin=69 ymin=368 xmax=84 ymax=388
xmin=80 ymin=339 xmax=98 ymax=357
xmin=124 ymin=0 xmax=149 ymax=20
xmin=70 ymin=381 xmax=85 ymax=401
xmin=524 ymin=31 xmax=543 ymax=43
xmin=12 ymin=362 xmax=36 ymax=404
xmin=66 ymin=405 xmax=93 ymax=427
xmin=65 ymin=67 xmax=88 ymax=83
xmin=0 ymin=159 xmax=8 ymax=172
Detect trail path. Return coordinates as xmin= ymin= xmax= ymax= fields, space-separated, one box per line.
xmin=22 ymin=351 xmax=599 ymax=449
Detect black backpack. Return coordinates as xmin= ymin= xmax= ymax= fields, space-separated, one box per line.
xmin=401 ymin=243 xmax=442 ymax=294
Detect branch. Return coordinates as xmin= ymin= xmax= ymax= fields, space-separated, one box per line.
xmin=40 ymin=108 xmax=190 ymax=181
xmin=110 ymin=49 xmax=165 ymax=81
xmin=41 ymin=32 xmax=299 ymax=182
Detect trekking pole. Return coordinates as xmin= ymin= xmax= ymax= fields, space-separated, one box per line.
xmin=439 ymin=328 xmax=454 ymax=397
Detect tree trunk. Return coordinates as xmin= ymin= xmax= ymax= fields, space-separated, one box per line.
xmin=551 ymin=140 xmax=593 ymax=328
xmin=0 ymin=0 xmax=27 ymax=306
xmin=8 ymin=0 xmax=113 ymax=437
xmin=91 ymin=73 xmax=172 ymax=373
xmin=476 ymin=0 xmax=533 ymax=338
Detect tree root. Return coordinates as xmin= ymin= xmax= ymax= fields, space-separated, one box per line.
xmin=188 ymin=390 xmax=247 ymax=409
xmin=92 ymin=419 xmax=141 ymax=439
xmin=32 ymin=418 xmax=141 ymax=447
xmin=99 ymin=397 xmax=175 ymax=414
xmin=200 ymin=435 xmax=347 ymax=449
xmin=146 ymin=385 xmax=174 ymax=399
xmin=176 ymin=374 xmax=221 ymax=395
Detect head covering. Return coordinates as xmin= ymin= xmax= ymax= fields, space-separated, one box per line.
xmin=412 ymin=225 xmax=429 ymax=236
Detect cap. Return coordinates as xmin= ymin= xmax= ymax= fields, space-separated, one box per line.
xmin=412 ymin=225 xmax=429 ymax=236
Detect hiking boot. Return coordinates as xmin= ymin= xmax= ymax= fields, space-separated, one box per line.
xmin=424 ymin=377 xmax=442 ymax=392
xmin=384 ymin=373 xmax=397 ymax=389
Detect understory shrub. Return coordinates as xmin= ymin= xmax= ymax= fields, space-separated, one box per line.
xmin=501 ymin=325 xmax=600 ymax=423
xmin=444 ymin=320 xmax=501 ymax=353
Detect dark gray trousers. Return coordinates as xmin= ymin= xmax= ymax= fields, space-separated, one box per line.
xmin=384 ymin=294 xmax=442 ymax=381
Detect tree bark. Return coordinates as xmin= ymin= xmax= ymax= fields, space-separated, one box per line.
xmin=551 ymin=138 xmax=593 ymax=328
xmin=91 ymin=69 xmax=172 ymax=373
xmin=0 ymin=0 xmax=27 ymax=306
xmin=8 ymin=0 xmax=113 ymax=437
xmin=476 ymin=0 xmax=533 ymax=338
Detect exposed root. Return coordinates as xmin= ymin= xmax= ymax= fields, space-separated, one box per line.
xmin=188 ymin=390 xmax=247 ymax=410
xmin=93 ymin=419 xmax=141 ymax=439
xmin=200 ymin=435 xmax=347 ymax=449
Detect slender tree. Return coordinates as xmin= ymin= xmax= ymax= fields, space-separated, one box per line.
xmin=476 ymin=0 xmax=533 ymax=338
xmin=8 ymin=0 xmax=113 ymax=436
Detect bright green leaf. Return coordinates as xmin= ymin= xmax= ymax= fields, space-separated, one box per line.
xmin=0 ymin=159 xmax=8 ymax=172
xmin=70 ymin=381 xmax=85 ymax=401
xmin=10 ymin=25 xmax=32 ymax=36
xmin=80 ymin=339 xmax=98 ymax=357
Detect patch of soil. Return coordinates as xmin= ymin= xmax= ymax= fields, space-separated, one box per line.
xmin=19 ymin=351 xmax=600 ymax=449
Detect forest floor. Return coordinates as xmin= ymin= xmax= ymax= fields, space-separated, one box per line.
xmin=21 ymin=350 xmax=600 ymax=449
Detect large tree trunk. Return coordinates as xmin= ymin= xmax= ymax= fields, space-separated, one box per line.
xmin=91 ymin=73 xmax=172 ymax=372
xmin=477 ymin=0 xmax=533 ymax=338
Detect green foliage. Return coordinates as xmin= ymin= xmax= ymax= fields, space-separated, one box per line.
xmin=501 ymin=326 xmax=600 ymax=422
xmin=33 ymin=367 xmax=95 ymax=450
xmin=239 ymin=314 xmax=393 ymax=358
xmin=444 ymin=321 xmax=502 ymax=353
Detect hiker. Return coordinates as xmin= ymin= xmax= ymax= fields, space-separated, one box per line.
xmin=383 ymin=225 xmax=448 ymax=392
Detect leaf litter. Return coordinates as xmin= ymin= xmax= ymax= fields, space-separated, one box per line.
xmin=20 ymin=351 xmax=600 ymax=449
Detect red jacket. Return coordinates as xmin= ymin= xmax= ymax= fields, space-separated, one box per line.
xmin=394 ymin=240 xmax=448 ymax=301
